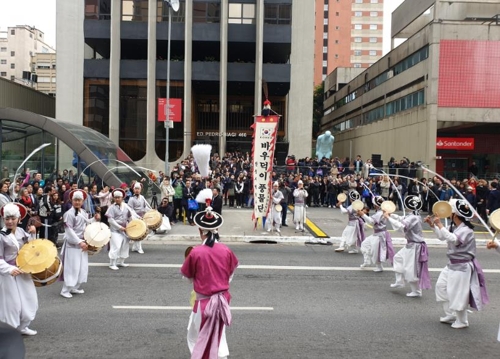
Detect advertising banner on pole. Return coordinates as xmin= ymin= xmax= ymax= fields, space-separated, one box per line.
xmin=251 ymin=115 xmax=280 ymax=225
xmin=158 ymin=98 xmax=182 ymax=122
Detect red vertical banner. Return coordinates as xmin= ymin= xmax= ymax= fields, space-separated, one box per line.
xmin=251 ymin=115 xmax=280 ymax=224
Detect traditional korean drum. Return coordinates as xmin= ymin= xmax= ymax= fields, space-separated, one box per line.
xmin=489 ymin=208 xmax=500 ymax=232
xmin=143 ymin=209 xmax=162 ymax=230
xmin=125 ymin=219 xmax=148 ymax=241
xmin=16 ymin=239 xmax=63 ymax=287
xmin=433 ymin=201 xmax=452 ymax=219
xmin=337 ymin=193 xmax=347 ymax=203
xmin=84 ymin=222 xmax=111 ymax=255
xmin=381 ymin=200 xmax=396 ymax=214
xmin=352 ymin=200 xmax=364 ymax=211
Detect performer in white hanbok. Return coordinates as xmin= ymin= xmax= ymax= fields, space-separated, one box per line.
xmin=293 ymin=180 xmax=308 ymax=231
xmin=267 ymin=182 xmax=284 ymax=234
xmin=105 ymin=189 xmax=138 ymax=270
xmin=427 ymin=199 xmax=489 ymax=329
xmin=387 ymin=195 xmax=431 ymax=297
xmin=0 ymin=203 xmax=38 ymax=336
xmin=335 ymin=191 xmax=365 ymax=253
xmin=359 ymin=196 xmax=395 ymax=272
xmin=60 ymin=189 xmax=100 ymax=299
xmin=181 ymin=198 xmax=239 ymax=359
xmin=127 ymin=182 xmax=149 ymax=254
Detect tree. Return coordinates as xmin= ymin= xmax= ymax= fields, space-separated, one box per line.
xmin=312 ymin=83 xmax=324 ymax=138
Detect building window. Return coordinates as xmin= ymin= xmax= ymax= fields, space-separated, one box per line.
xmin=354 ymin=50 xmax=362 ymax=56
xmin=336 ymin=12 xmax=339 ymax=16
xmin=323 ymin=32 xmax=328 ymax=39
xmin=11 ymin=51 xmax=15 ymax=56
xmin=370 ymin=0 xmax=379 ymax=3
xmin=323 ymin=18 xmax=328 ymax=25
xmin=335 ymin=54 xmax=339 ymax=59
xmin=354 ymin=24 xmax=362 ymax=30
xmin=335 ymin=40 xmax=339 ymax=44
xmin=323 ymin=53 xmax=328 ymax=60
xmin=322 ymin=60 xmax=328 ymax=67
xmin=370 ymin=11 xmax=378 ymax=17
xmin=0 ymin=60 xmax=6 ymax=64
xmin=335 ymin=26 xmax=340 ymax=30
xmin=0 ymin=47 xmax=6 ymax=52
xmin=85 ymin=0 xmax=112 ymax=20
xmin=369 ymin=37 xmax=377 ymax=43
xmin=369 ymin=50 xmax=377 ymax=56
xmin=323 ymin=46 xmax=328 ymax=53
xmin=0 ymin=72 xmax=6 ymax=76
xmin=10 ymin=75 xmax=15 ymax=81
xmin=264 ymin=4 xmax=292 ymax=25
xmin=10 ymin=63 xmax=15 ymax=69
xmin=193 ymin=2 xmax=221 ymax=23
xmin=10 ymin=29 xmax=15 ymax=35
xmin=29 ymin=33 xmax=33 ymax=38
xmin=323 ymin=67 xmax=328 ymax=75
xmin=355 ymin=0 xmax=363 ymax=3
xmin=229 ymin=3 xmax=256 ymax=24
xmin=323 ymin=39 xmax=328 ymax=46
xmin=122 ymin=0 xmax=148 ymax=22
xmin=354 ymin=11 xmax=362 ymax=17
xmin=324 ymin=11 xmax=328 ymax=18
xmin=370 ymin=24 xmax=378 ymax=30
xmin=354 ymin=63 xmax=361 ymax=68
xmin=354 ymin=37 xmax=362 ymax=43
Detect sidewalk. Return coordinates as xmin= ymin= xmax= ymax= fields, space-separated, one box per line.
xmin=147 ymin=206 xmax=495 ymax=246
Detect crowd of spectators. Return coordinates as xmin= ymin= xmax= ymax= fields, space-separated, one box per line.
xmin=2 ymin=153 xmax=499 ymax=238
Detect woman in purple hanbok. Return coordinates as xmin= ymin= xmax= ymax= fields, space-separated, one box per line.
xmin=387 ymin=195 xmax=431 ymax=297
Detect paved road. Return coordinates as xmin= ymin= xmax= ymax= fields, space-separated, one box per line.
xmin=24 ymin=242 xmax=500 ymax=359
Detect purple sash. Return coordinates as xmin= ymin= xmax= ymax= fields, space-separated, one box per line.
xmin=470 ymin=259 xmax=489 ymax=310
xmin=417 ymin=243 xmax=431 ymax=290
xmin=356 ymin=218 xmax=365 ymax=247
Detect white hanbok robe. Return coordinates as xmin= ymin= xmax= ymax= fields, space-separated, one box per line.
xmin=339 ymin=205 xmax=364 ymax=249
xmin=0 ymin=227 xmax=37 ymax=330
xmin=61 ymin=209 xmax=94 ymax=288
xmin=293 ymin=188 xmax=308 ymax=225
xmin=105 ymin=203 xmax=137 ymax=259
xmin=267 ymin=190 xmax=284 ymax=230
xmin=360 ymin=210 xmax=394 ymax=264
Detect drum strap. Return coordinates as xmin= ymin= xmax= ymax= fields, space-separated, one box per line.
xmin=32 ymin=261 xmax=63 ymax=284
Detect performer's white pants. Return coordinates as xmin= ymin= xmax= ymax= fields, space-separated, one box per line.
xmin=392 ymin=246 xmax=417 ymax=283
xmin=360 ymin=234 xmax=386 ymax=264
xmin=435 ymin=264 xmax=472 ymax=312
xmin=109 ymin=231 xmax=130 ymax=260
xmin=187 ymin=301 xmax=229 ymax=359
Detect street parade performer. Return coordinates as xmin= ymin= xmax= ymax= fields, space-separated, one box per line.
xmin=293 ymin=180 xmax=308 ymax=232
xmin=267 ymin=182 xmax=284 ymax=234
xmin=359 ymin=196 xmax=395 ymax=272
xmin=0 ymin=203 xmax=38 ymax=336
xmin=335 ymin=191 xmax=365 ymax=253
xmin=60 ymin=189 xmax=100 ymax=299
xmin=181 ymin=189 xmax=239 ymax=359
xmin=426 ymin=199 xmax=489 ymax=329
xmin=105 ymin=188 xmax=138 ymax=270
xmin=386 ymin=195 xmax=431 ymax=298
xmin=127 ymin=182 xmax=149 ymax=254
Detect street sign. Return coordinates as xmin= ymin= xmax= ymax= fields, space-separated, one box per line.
xmin=158 ymin=98 xmax=182 ymax=122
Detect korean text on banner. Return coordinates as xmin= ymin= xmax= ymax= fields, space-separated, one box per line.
xmin=252 ymin=115 xmax=279 ymax=223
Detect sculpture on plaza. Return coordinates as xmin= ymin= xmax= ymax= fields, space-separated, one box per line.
xmin=315 ymin=131 xmax=335 ymax=159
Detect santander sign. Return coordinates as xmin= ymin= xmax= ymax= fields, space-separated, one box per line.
xmin=436 ymin=137 xmax=474 ymax=150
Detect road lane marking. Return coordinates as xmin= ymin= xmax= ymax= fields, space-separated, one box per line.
xmin=288 ymin=205 xmax=329 ymax=238
xmin=90 ymin=263 xmax=500 ymax=273
xmin=112 ymin=306 xmax=274 ymax=311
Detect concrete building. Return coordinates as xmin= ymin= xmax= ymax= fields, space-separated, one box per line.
xmin=321 ymin=0 xmax=500 ymax=179
xmin=32 ymin=53 xmax=57 ymax=96
xmin=0 ymin=25 xmax=55 ymax=86
xmin=314 ymin=0 xmax=384 ymax=86
xmin=57 ymin=0 xmax=315 ymax=172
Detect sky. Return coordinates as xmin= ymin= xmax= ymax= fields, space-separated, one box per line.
xmin=0 ymin=0 xmax=56 ymax=49
xmin=0 ymin=0 xmax=405 ymax=54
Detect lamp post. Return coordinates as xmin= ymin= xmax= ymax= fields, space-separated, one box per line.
xmin=164 ymin=0 xmax=179 ymax=176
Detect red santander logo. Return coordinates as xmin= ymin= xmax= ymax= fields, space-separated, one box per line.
xmin=436 ymin=137 xmax=474 ymax=150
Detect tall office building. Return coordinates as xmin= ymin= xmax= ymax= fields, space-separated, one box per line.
xmin=314 ymin=0 xmax=384 ymax=86
xmin=57 ymin=0 xmax=315 ymax=171
xmin=0 ymin=25 xmax=55 ymax=85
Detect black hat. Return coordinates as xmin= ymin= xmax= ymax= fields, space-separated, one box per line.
xmin=349 ymin=191 xmax=360 ymax=201
xmin=449 ymin=199 xmax=474 ymax=219
xmin=404 ymin=195 xmax=422 ymax=211
xmin=193 ymin=208 xmax=224 ymax=230
xmin=374 ymin=196 xmax=384 ymax=207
